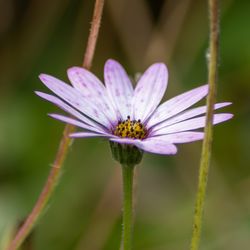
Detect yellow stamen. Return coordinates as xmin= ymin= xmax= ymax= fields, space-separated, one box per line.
xmin=114 ymin=116 xmax=147 ymax=139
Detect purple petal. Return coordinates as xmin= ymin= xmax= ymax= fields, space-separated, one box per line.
xmin=35 ymin=91 xmax=106 ymax=131
xmin=48 ymin=114 xmax=107 ymax=134
xmin=67 ymin=66 xmax=105 ymax=91
xmin=39 ymin=74 xmax=111 ymax=128
xmin=136 ymin=140 xmax=177 ymax=155
xmin=149 ymin=132 xmax=204 ymax=143
xmin=70 ymin=132 xmax=114 ymax=138
xmin=151 ymin=102 xmax=231 ymax=131
xmin=147 ymin=85 xmax=208 ymax=127
xmin=110 ymin=137 xmax=139 ymax=145
xmin=104 ymin=59 xmax=134 ymax=120
xmin=151 ymin=113 xmax=233 ymax=136
xmin=110 ymin=137 xmax=177 ymax=155
xmin=132 ymin=63 xmax=168 ymax=122
xmin=67 ymin=67 xmax=118 ymax=123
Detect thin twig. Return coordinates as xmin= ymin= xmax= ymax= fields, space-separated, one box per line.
xmin=83 ymin=0 xmax=105 ymax=69
xmin=190 ymin=0 xmax=219 ymax=250
xmin=6 ymin=1 xmax=105 ymax=249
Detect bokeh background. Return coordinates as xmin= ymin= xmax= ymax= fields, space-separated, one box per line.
xmin=0 ymin=0 xmax=249 ymax=249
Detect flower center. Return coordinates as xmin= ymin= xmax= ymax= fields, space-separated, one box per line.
xmin=114 ymin=116 xmax=147 ymax=139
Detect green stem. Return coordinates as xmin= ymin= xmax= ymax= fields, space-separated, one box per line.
xmin=121 ymin=165 xmax=135 ymax=250
xmin=6 ymin=1 xmax=105 ymax=249
xmin=190 ymin=0 xmax=219 ymax=250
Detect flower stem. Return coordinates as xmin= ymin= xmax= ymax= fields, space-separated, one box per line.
xmin=190 ymin=1 xmax=219 ymax=250
xmin=6 ymin=1 xmax=105 ymax=250
xmin=121 ymin=165 xmax=135 ymax=250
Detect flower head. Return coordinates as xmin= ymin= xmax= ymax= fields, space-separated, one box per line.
xmin=36 ymin=59 xmax=232 ymax=156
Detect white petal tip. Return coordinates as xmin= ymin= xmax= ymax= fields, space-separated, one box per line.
xmin=69 ymin=132 xmax=84 ymax=138
xmin=35 ymin=91 xmax=50 ymax=99
xmin=200 ymin=84 xmax=209 ymax=92
xmin=196 ymin=84 xmax=209 ymax=94
xmin=104 ymin=59 xmax=123 ymax=70
xmin=67 ymin=66 xmax=83 ymax=74
xmin=39 ymin=73 xmax=49 ymax=81
xmin=222 ymin=102 xmax=232 ymax=106
xmin=225 ymin=113 xmax=234 ymax=120
xmin=217 ymin=113 xmax=234 ymax=121
xmin=149 ymin=62 xmax=168 ymax=72
xmin=106 ymin=58 xmax=117 ymax=64
xmin=47 ymin=113 xmax=57 ymax=118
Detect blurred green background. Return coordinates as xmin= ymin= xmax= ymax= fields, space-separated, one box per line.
xmin=0 ymin=0 xmax=249 ymax=249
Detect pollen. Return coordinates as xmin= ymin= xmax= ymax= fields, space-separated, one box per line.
xmin=114 ymin=116 xmax=147 ymax=139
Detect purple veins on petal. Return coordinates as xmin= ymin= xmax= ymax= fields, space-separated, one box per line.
xmin=132 ymin=63 xmax=168 ymax=123
xmin=67 ymin=67 xmax=118 ymax=123
xmin=48 ymin=114 xmax=106 ymax=134
xmin=70 ymin=132 xmax=114 ymax=138
xmin=67 ymin=66 xmax=105 ymax=91
xmin=150 ymin=102 xmax=232 ymax=131
xmin=104 ymin=59 xmax=134 ymax=120
xmin=151 ymin=113 xmax=233 ymax=136
xmin=37 ymin=60 xmax=233 ymax=156
xmin=39 ymin=74 xmax=111 ymax=127
xmin=110 ymin=137 xmax=177 ymax=155
xmin=35 ymin=91 xmax=106 ymax=130
xmin=147 ymin=84 xmax=209 ymax=128
xmin=149 ymin=132 xmax=204 ymax=143
xmin=136 ymin=140 xmax=177 ymax=155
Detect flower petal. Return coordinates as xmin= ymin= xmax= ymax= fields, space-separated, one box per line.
xmin=67 ymin=67 xmax=118 ymax=123
xmin=39 ymin=74 xmax=111 ymax=128
xmin=151 ymin=102 xmax=231 ymax=131
xmin=136 ymin=140 xmax=177 ymax=155
xmin=104 ymin=59 xmax=134 ymax=120
xmin=150 ymin=132 xmax=204 ymax=143
xmin=147 ymin=84 xmax=208 ymax=127
xmin=48 ymin=114 xmax=107 ymax=134
xmin=35 ymin=91 xmax=106 ymax=131
xmin=151 ymin=113 xmax=233 ymax=136
xmin=110 ymin=137 xmax=177 ymax=155
xmin=132 ymin=63 xmax=168 ymax=122
xmin=70 ymin=132 xmax=114 ymax=138
xmin=110 ymin=137 xmax=139 ymax=145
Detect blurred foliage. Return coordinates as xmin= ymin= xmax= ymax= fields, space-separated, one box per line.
xmin=0 ymin=0 xmax=250 ymax=249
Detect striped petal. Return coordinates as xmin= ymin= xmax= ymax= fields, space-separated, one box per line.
xmin=132 ymin=63 xmax=168 ymax=122
xmin=150 ymin=132 xmax=204 ymax=143
xmin=48 ymin=114 xmax=107 ymax=134
xmin=110 ymin=138 xmax=138 ymax=145
xmin=110 ymin=137 xmax=177 ymax=155
xmin=104 ymin=59 xmax=134 ymax=120
xmin=39 ymin=74 xmax=111 ymax=128
xmin=67 ymin=67 xmax=118 ymax=123
xmin=151 ymin=113 xmax=233 ymax=136
xmin=35 ymin=91 xmax=106 ymax=131
xmin=136 ymin=140 xmax=177 ymax=155
xmin=70 ymin=132 xmax=114 ymax=138
xmin=150 ymin=102 xmax=231 ymax=131
xmin=147 ymin=84 xmax=208 ymax=127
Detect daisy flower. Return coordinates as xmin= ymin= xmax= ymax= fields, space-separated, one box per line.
xmin=36 ymin=59 xmax=232 ymax=159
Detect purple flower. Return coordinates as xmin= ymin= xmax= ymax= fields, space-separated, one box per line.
xmin=36 ymin=59 xmax=232 ymax=155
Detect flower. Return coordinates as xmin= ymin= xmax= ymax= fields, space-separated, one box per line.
xmin=36 ymin=59 xmax=232 ymax=156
